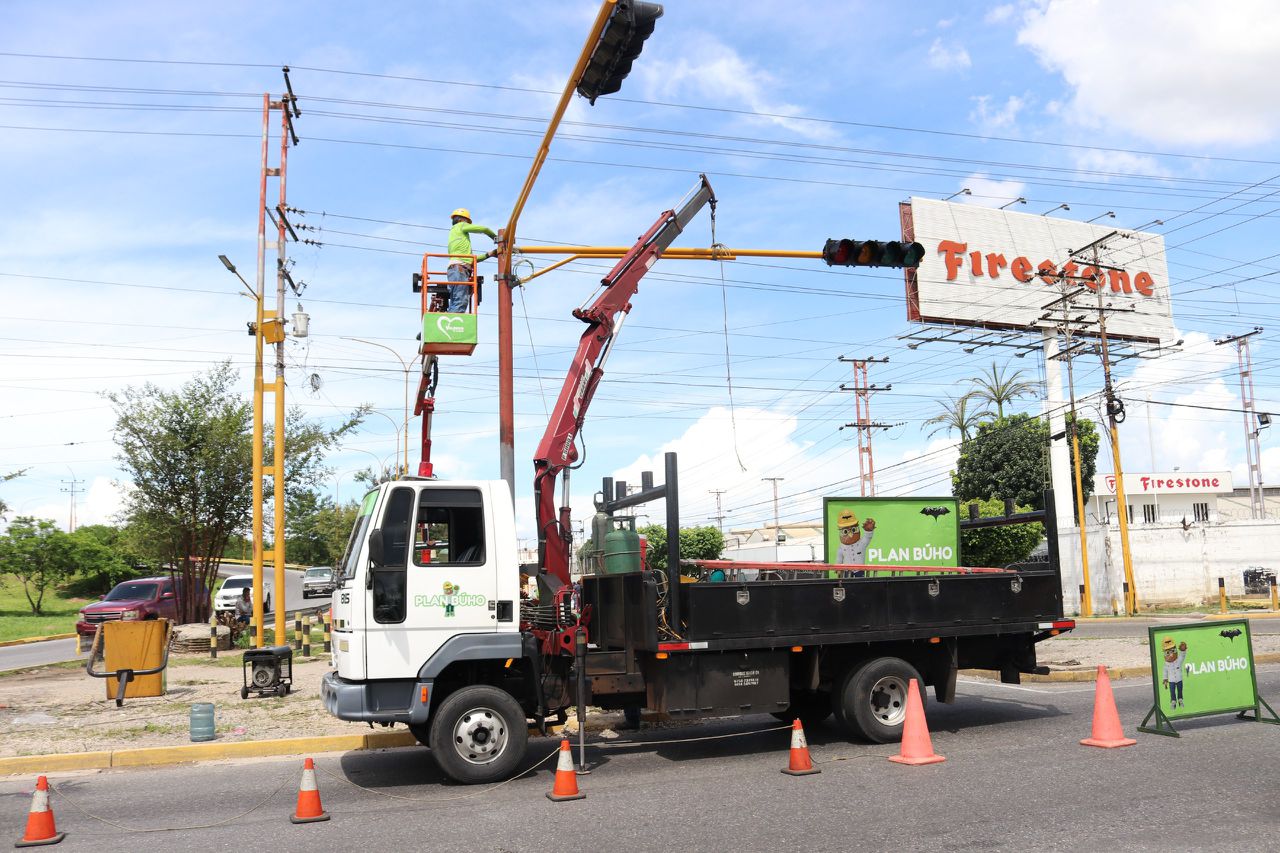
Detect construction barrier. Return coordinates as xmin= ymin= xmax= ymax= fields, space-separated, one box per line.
xmin=780 ymin=719 xmax=819 ymax=776
xmin=546 ymin=739 xmax=585 ymax=801
xmin=290 ymin=758 xmax=330 ymax=824
xmin=1081 ymin=665 xmax=1137 ymax=748
xmin=888 ymin=679 xmax=945 ymax=766
xmin=15 ymin=776 xmax=64 ymax=847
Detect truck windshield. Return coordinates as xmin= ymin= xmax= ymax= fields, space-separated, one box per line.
xmin=105 ymin=582 xmax=159 ymax=602
xmin=339 ymin=490 xmax=379 ymax=581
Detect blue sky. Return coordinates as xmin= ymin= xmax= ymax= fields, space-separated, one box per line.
xmin=2 ymin=0 xmax=1279 ymax=541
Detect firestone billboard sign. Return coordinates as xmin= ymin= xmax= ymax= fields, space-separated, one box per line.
xmin=1094 ymin=471 xmax=1233 ymax=496
xmin=901 ymin=197 xmax=1176 ymax=343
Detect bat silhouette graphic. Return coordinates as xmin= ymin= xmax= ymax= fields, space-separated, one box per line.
xmin=920 ymin=506 xmax=951 ymax=520
xmin=1220 ymin=628 xmax=1243 ymax=642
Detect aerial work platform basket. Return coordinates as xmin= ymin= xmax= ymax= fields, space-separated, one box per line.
xmin=415 ymin=252 xmax=479 ymax=356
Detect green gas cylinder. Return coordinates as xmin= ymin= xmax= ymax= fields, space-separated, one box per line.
xmin=603 ymin=517 xmax=642 ymax=574
xmin=589 ymin=511 xmax=612 ymax=575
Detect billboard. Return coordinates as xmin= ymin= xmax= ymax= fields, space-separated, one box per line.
xmin=823 ymin=496 xmax=959 ymax=569
xmin=1138 ymin=619 xmax=1279 ymax=735
xmin=1094 ymin=471 xmax=1234 ymax=496
xmin=901 ymin=197 xmax=1175 ymax=343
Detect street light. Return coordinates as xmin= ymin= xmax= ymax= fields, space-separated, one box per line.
xmin=1041 ymin=203 xmax=1069 ymax=216
xmin=999 ymin=197 xmax=1027 ymax=210
xmin=943 ymin=188 xmax=971 ymax=201
xmin=218 ymin=255 xmax=257 ymax=299
xmin=361 ymin=409 xmax=405 ymax=475
xmin=1133 ymin=219 xmax=1164 ymax=231
xmin=1087 ymin=211 xmax=1116 ymax=223
xmin=341 ymin=337 xmax=414 ymax=476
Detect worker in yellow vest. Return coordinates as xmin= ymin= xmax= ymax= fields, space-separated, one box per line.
xmin=447 ymin=208 xmax=499 ymax=313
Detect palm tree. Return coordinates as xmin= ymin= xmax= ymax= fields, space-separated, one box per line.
xmin=924 ymin=393 xmax=992 ymax=442
xmin=970 ymin=362 xmax=1038 ymax=419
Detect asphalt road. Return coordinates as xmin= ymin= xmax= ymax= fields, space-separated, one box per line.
xmin=4 ymin=665 xmax=1277 ymax=852
xmin=0 ymin=569 xmax=331 ymax=673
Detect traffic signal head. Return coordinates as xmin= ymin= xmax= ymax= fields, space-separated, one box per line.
xmin=822 ymin=238 xmax=925 ymax=268
xmin=576 ymin=1 xmax=664 ymax=105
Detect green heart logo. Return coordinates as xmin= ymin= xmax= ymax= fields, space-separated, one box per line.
xmin=437 ymin=316 xmax=465 ymax=340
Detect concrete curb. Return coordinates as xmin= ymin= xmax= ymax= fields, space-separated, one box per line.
xmin=0 ymin=633 xmax=77 ymax=648
xmin=0 ymin=730 xmax=418 ymax=777
xmin=963 ymin=651 xmax=1280 ymax=684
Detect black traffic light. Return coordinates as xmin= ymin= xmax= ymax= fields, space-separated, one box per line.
xmin=576 ymin=1 xmax=664 ymax=105
xmin=822 ymin=239 xmax=925 ymax=268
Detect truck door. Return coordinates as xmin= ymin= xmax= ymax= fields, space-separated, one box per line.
xmin=364 ymin=484 xmax=500 ymax=680
xmin=332 ymin=489 xmax=379 ymax=681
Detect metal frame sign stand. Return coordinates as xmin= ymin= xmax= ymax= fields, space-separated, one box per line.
xmin=1138 ymin=618 xmax=1279 ymax=737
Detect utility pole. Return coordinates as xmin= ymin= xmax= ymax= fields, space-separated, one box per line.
xmin=250 ymin=69 xmax=302 ymax=648
xmin=708 ymin=489 xmax=727 ymax=533
xmin=59 ymin=476 xmax=83 ymax=533
xmin=1041 ymin=286 xmax=1096 ymax=617
xmin=1215 ymin=327 xmax=1265 ymax=519
xmin=838 ymin=356 xmax=890 ymax=496
xmin=762 ymin=477 xmax=784 ymax=559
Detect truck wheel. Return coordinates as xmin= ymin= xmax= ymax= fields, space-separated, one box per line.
xmin=771 ymin=690 xmax=833 ymax=728
xmin=836 ymin=657 xmax=924 ymax=744
xmin=428 ymin=685 xmax=528 ymax=785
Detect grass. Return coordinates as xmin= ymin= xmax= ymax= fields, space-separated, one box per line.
xmin=0 ymin=576 xmax=90 ymax=643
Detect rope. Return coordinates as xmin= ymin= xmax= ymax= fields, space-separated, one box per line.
xmin=588 ymin=721 xmax=791 ymax=748
xmin=50 ymin=767 xmax=296 ymax=834
xmin=314 ymin=743 xmax=559 ymax=802
xmin=709 ymin=200 xmax=747 ymax=472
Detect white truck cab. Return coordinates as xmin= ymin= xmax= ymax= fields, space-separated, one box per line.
xmin=321 ymin=478 xmax=529 ymax=782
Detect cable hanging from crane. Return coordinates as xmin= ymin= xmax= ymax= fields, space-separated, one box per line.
xmin=710 ymin=196 xmax=747 ymax=473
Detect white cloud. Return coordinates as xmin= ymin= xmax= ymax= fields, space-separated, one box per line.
xmin=1071 ymin=149 xmax=1171 ymax=180
xmin=635 ymin=36 xmax=832 ymax=139
xmin=969 ymin=94 xmax=1027 ymax=129
xmin=957 ymin=173 xmax=1028 ymax=208
xmin=1018 ymin=0 xmax=1280 ymax=146
xmin=985 ymin=4 xmax=1017 ymax=24
xmin=928 ymin=39 xmax=972 ymax=71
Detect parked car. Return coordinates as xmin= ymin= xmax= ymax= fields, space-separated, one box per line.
xmin=76 ymin=576 xmax=181 ymax=638
xmin=213 ymin=575 xmax=273 ymax=615
xmin=302 ymin=566 xmax=335 ymax=598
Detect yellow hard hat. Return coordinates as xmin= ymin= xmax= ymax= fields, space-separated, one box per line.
xmin=837 ymin=509 xmax=859 ymax=529
xmin=451 ymin=208 xmax=472 ymax=222
xmin=1161 ymin=637 xmax=1176 ymax=651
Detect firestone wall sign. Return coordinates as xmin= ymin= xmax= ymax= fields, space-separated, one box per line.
xmin=901 ymin=197 xmax=1176 ymax=343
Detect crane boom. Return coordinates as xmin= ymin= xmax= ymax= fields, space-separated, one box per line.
xmin=533 ymin=174 xmax=716 ymax=586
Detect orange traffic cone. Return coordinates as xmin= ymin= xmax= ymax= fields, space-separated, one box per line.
xmin=546 ymin=739 xmax=585 ymax=802
xmin=290 ymin=758 xmax=330 ymax=823
xmin=1080 ymin=665 xmax=1137 ymax=748
xmin=888 ymin=679 xmax=946 ymax=766
xmin=780 ymin=718 xmax=820 ymax=776
xmin=15 ymin=775 xmax=65 ymax=847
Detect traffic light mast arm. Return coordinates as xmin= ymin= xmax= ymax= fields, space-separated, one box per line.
xmin=533 ymin=175 xmax=715 ymax=584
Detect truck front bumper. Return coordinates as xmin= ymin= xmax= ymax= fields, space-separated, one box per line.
xmin=320 ymin=671 xmax=432 ymax=725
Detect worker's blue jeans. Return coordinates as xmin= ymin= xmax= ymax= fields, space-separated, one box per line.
xmin=447 ymin=264 xmax=472 ymax=313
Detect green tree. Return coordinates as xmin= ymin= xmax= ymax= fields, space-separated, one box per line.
xmin=66 ymin=525 xmax=139 ymax=596
xmin=923 ymin=392 xmax=992 ymax=442
xmin=953 ymin=414 xmax=1100 ymax=512
xmin=970 ymin=362 xmax=1038 ymax=419
xmin=286 ymin=492 xmax=359 ymax=567
xmin=960 ymin=498 xmax=1044 ymax=568
xmin=0 ymin=517 xmax=75 ymax=614
xmin=108 ymin=362 xmax=364 ymax=622
xmin=638 ymin=524 xmax=725 ymax=574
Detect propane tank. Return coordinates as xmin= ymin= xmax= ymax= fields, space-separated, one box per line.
xmin=590 ymin=511 xmax=612 ymax=575
xmin=604 ymin=517 xmax=641 ymax=574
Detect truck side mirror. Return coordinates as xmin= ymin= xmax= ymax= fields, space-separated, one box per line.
xmin=368 ymin=528 xmax=385 ymax=567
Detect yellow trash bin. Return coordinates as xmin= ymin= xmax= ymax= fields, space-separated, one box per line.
xmin=101 ymin=620 xmax=170 ymax=700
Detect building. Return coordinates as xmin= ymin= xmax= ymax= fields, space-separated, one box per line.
xmin=1089 ymin=471 xmax=1233 ymax=526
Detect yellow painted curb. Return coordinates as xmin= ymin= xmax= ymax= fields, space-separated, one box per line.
xmin=0 ymin=729 xmax=420 ymax=777
xmin=0 ymin=633 xmax=77 ymax=648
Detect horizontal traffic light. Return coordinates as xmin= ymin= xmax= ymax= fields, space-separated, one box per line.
xmin=576 ymin=1 xmax=664 ymax=105
xmin=823 ymin=239 xmax=925 ymax=268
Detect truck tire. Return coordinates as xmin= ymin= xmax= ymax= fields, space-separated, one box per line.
xmin=771 ymin=689 xmax=833 ymax=728
xmin=428 ymin=685 xmax=528 ymax=785
xmin=836 ymin=657 xmax=924 ymax=744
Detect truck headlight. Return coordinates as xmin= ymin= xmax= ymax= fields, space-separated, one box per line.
xmin=121 ymin=610 xmax=140 ymax=621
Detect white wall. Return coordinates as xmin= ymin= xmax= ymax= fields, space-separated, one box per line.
xmin=1057 ymin=520 xmax=1280 ymax=613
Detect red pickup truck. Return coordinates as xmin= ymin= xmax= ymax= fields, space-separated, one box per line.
xmin=76 ymin=576 xmax=181 ymax=638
